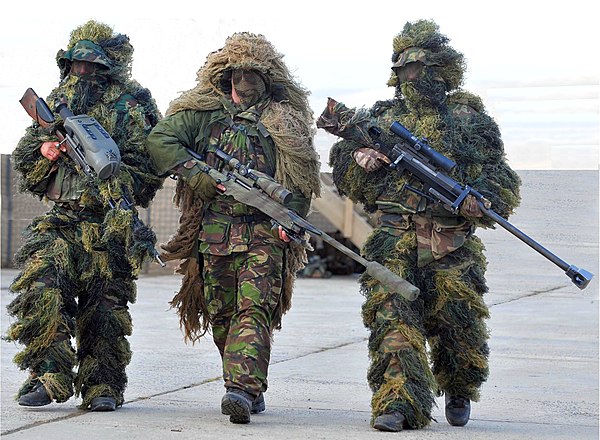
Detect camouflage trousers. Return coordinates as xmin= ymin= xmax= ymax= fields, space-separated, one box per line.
xmin=362 ymin=229 xmax=490 ymax=429
xmin=202 ymin=242 xmax=284 ymax=397
xmin=6 ymin=207 xmax=136 ymax=409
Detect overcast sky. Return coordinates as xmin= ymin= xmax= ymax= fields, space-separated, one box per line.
xmin=1 ymin=0 xmax=598 ymax=170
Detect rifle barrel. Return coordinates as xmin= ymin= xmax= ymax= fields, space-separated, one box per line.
xmin=318 ymin=231 xmax=419 ymax=301
xmin=481 ymin=205 xmax=593 ymax=289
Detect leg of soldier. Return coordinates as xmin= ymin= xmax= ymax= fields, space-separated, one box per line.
xmin=425 ymin=238 xmax=490 ymax=426
xmin=6 ymin=212 xmax=79 ymax=405
xmin=203 ymin=253 xmax=237 ymax=358
xmin=204 ymin=252 xmax=269 ymax=422
xmin=359 ymin=226 xmax=437 ymax=431
xmin=215 ymin=237 xmax=284 ymax=423
xmin=222 ymin=241 xmax=284 ymax=396
xmin=74 ymin=219 xmax=136 ymax=411
xmin=364 ymin=284 xmax=437 ymax=431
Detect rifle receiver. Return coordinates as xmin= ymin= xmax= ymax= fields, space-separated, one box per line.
xmin=54 ymin=97 xmax=121 ymax=180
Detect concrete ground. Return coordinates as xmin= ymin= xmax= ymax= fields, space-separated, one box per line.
xmin=1 ymin=170 xmax=598 ymax=439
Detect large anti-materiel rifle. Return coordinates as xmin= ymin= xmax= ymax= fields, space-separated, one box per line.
xmin=20 ymin=87 xmax=165 ymax=267
xmin=184 ymin=147 xmax=420 ymax=301
xmin=317 ymin=99 xmax=592 ymax=289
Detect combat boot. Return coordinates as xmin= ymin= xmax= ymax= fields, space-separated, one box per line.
xmin=90 ymin=396 xmax=117 ymax=412
xmin=221 ymin=388 xmax=252 ymax=424
xmin=18 ymin=382 xmax=52 ymax=407
xmin=251 ymin=392 xmax=265 ymax=414
xmin=373 ymin=411 xmax=407 ymax=432
xmin=445 ymin=394 xmax=471 ymax=426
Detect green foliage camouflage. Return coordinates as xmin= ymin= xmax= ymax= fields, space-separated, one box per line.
xmin=57 ymin=20 xmax=134 ymax=84
xmin=388 ymin=19 xmax=466 ymax=91
xmin=7 ymin=20 xmax=162 ymax=409
xmin=326 ymin=19 xmax=521 ymax=428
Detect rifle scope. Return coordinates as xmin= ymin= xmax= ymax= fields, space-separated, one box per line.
xmin=214 ymin=148 xmax=293 ymax=204
xmin=390 ymin=121 xmax=457 ymax=173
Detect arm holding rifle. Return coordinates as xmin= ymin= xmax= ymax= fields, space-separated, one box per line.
xmin=318 ymin=97 xmax=521 ymax=226
xmin=147 ymin=109 xmax=310 ymax=211
xmin=11 ymin=110 xmax=70 ymax=196
xmin=17 ymin=88 xmax=164 ymax=267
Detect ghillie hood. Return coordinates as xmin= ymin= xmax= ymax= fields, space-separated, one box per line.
xmin=388 ymin=19 xmax=466 ymax=91
xmin=56 ymin=20 xmax=134 ymax=84
xmin=167 ymin=32 xmax=312 ymax=119
xmin=166 ymin=31 xmax=320 ymax=199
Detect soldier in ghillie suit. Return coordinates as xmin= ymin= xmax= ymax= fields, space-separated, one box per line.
xmin=317 ymin=19 xmax=521 ymax=431
xmin=7 ymin=20 xmax=163 ymax=411
xmin=146 ymin=32 xmax=320 ymax=424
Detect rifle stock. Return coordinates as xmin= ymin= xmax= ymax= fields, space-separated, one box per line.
xmin=20 ymin=88 xmax=93 ymax=176
xmin=184 ymin=147 xmax=420 ymax=301
xmin=20 ymin=87 xmax=55 ymax=127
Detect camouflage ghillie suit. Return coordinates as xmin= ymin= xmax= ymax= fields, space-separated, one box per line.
xmin=318 ymin=20 xmax=521 ymax=429
xmin=6 ymin=20 xmax=162 ymax=410
xmin=146 ymin=33 xmax=320 ymax=416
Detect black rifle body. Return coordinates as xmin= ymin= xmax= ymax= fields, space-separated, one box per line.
xmin=369 ymin=122 xmax=593 ymax=289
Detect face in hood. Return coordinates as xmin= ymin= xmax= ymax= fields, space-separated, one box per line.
xmin=229 ymin=69 xmax=268 ymax=109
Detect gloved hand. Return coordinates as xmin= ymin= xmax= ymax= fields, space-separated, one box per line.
xmin=459 ymin=194 xmax=487 ymax=217
xmin=187 ymin=171 xmax=219 ymax=201
xmin=352 ymin=147 xmax=390 ymax=172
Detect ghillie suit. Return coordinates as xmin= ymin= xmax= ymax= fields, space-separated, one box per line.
xmin=147 ymin=32 xmax=320 ymax=399
xmin=6 ymin=20 xmax=163 ymax=409
xmin=324 ymin=19 xmax=521 ymax=428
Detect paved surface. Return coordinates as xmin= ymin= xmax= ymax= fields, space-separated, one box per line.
xmin=1 ymin=170 xmax=598 ymax=439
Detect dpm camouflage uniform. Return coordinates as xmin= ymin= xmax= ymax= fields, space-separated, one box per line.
xmin=199 ymin=106 xmax=293 ymax=394
xmin=148 ymin=105 xmax=308 ymax=396
xmin=146 ymin=33 xmax=320 ymax=409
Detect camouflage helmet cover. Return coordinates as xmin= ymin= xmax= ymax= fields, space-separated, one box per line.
xmin=59 ymin=39 xmax=113 ymax=68
xmin=391 ymin=47 xmax=437 ymax=69
xmin=388 ymin=19 xmax=466 ymax=91
xmin=56 ymin=20 xmax=134 ymax=81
